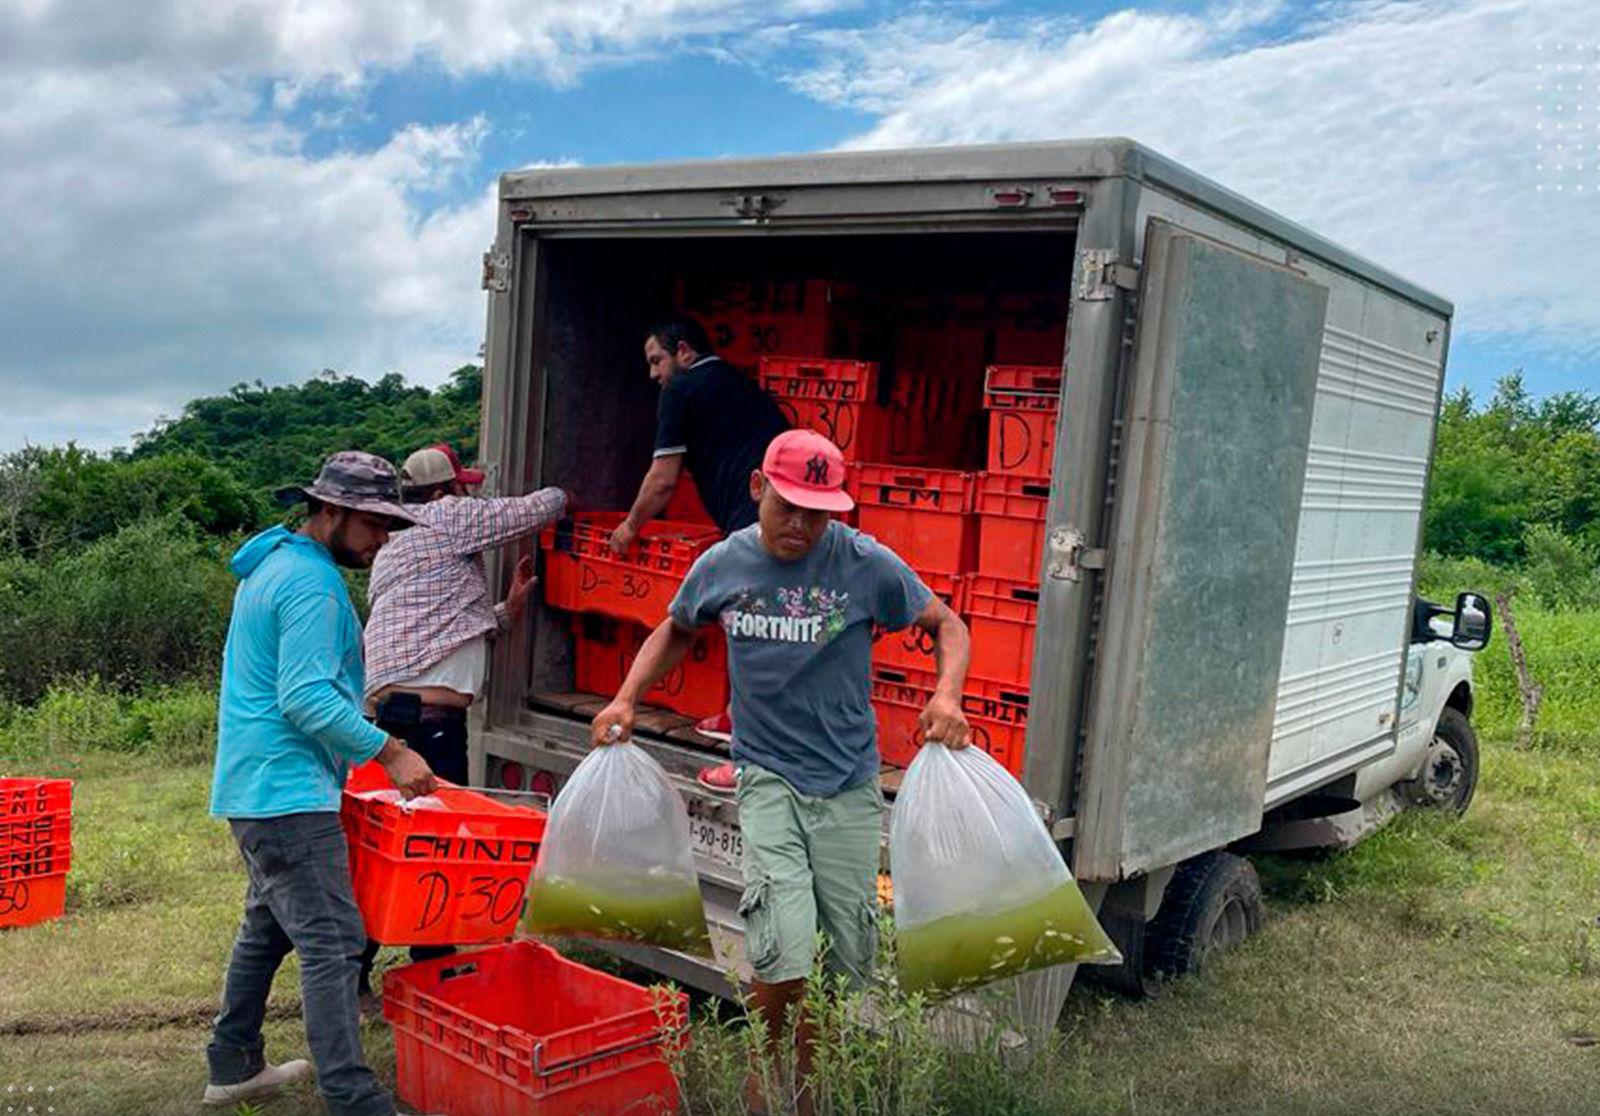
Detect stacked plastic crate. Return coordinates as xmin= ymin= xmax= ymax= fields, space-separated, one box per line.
xmin=964 ymin=365 xmax=1062 ymax=776
xmin=0 ymin=777 xmax=72 ymax=929
xmin=540 ymin=511 xmax=729 ymax=720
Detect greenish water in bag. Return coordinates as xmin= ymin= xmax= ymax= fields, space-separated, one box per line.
xmin=525 ymin=873 xmax=713 ymax=957
xmin=890 ymin=743 xmax=1122 ymax=998
xmin=896 ymin=880 xmax=1120 ymax=995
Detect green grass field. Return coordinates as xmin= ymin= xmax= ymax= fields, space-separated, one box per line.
xmin=3 ymin=604 xmax=1600 ymax=1116
xmin=5 ymin=739 xmax=1600 ymax=1115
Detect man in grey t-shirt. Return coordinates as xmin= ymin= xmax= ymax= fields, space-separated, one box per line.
xmin=591 ymin=429 xmax=971 ymax=1116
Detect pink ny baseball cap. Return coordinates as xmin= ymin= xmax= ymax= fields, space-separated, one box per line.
xmin=761 ymin=429 xmax=855 ymax=513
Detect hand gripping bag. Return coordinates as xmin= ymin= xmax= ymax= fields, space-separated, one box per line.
xmin=525 ymin=741 xmax=712 ymax=956
xmin=890 ymin=743 xmax=1119 ymax=995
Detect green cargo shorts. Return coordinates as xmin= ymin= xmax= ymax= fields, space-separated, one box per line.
xmin=735 ymin=763 xmax=882 ymax=986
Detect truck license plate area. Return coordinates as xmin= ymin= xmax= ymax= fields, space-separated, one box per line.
xmin=687 ymin=806 xmax=743 ymax=870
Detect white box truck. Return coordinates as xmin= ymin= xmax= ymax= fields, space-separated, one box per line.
xmin=468 ymin=138 xmax=1491 ymax=1007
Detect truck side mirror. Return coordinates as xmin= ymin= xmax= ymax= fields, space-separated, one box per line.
xmin=1452 ymin=592 xmax=1491 ymax=652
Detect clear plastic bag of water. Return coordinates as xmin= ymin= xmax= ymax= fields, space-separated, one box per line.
xmin=524 ymin=741 xmax=711 ymax=955
xmin=890 ymin=743 xmax=1119 ymax=994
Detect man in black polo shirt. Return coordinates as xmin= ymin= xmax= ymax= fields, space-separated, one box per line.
xmin=609 ymin=315 xmax=789 ymax=787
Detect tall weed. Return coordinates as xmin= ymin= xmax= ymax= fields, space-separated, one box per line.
xmin=0 ymin=677 xmax=217 ymax=763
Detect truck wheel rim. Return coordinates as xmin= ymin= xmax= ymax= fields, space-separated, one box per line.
xmin=1421 ymin=736 xmax=1465 ymax=805
xmin=1211 ymin=896 xmax=1251 ymax=951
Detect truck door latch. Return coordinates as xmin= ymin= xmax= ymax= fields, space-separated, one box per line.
xmin=1047 ymin=526 xmax=1106 ymax=582
xmin=1077 ymin=249 xmax=1139 ymax=301
xmin=726 ymin=194 xmax=785 ymax=221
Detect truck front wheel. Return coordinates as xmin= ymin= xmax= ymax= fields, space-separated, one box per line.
xmin=1401 ymin=706 xmax=1479 ymax=815
xmin=1145 ymin=851 xmax=1265 ymax=981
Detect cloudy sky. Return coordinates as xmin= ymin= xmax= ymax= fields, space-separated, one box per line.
xmin=0 ymin=0 xmax=1593 ymax=450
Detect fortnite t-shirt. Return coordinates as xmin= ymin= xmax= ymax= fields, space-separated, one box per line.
xmin=669 ymin=521 xmax=933 ymax=797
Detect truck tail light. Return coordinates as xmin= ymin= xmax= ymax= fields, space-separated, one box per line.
xmin=499 ymin=761 xmax=526 ymax=790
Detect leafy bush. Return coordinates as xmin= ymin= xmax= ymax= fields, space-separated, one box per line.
xmin=0 ymin=678 xmax=217 ymax=763
xmin=1520 ymin=524 xmax=1600 ymax=611
xmin=0 ymin=517 xmax=234 ymax=704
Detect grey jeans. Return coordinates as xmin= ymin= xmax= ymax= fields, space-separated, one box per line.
xmin=207 ymin=812 xmax=395 ymax=1116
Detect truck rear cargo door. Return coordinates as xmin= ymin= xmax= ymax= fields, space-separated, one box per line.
xmin=1075 ymin=220 xmax=1328 ymax=881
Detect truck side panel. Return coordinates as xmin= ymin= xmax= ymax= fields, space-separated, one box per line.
xmin=1129 ymin=187 xmax=1450 ymax=813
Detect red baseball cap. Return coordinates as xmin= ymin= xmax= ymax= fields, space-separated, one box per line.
xmin=429 ymin=443 xmax=485 ymax=486
xmin=761 ymin=430 xmax=854 ymax=513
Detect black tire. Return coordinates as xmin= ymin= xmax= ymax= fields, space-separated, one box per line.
xmin=1145 ymin=852 xmax=1265 ymax=981
xmin=1401 ymin=706 xmax=1479 ymax=815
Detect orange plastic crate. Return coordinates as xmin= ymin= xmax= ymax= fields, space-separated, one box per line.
xmin=0 ymin=778 xmax=72 ymax=930
xmin=985 ymin=366 xmax=1061 ymax=477
xmin=541 ymin=513 xmax=721 ymax=627
xmin=342 ymin=764 xmax=547 ymax=947
xmin=0 ymin=871 xmax=66 ymax=930
xmin=662 ymin=470 xmax=714 ymax=526
xmin=870 ymin=667 xmax=1027 ymax=775
xmin=759 ymin=355 xmax=902 ymax=462
xmin=960 ymin=676 xmax=1030 ymax=778
xmin=965 ymin=575 xmax=1039 ymax=686
xmin=0 ymin=777 xmax=72 ymax=817
xmin=854 ymin=465 xmax=977 ymax=575
xmin=0 ymin=813 xmax=71 ymax=880
xmin=773 ymin=395 xmax=893 ymax=462
xmin=758 ymin=356 xmax=879 ymax=400
xmin=385 ymin=941 xmax=685 ymax=1116
xmin=975 ymin=474 xmax=1052 ymax=582
xmin=572 ymin=615 xmax=729 ymax=720
xmin=871 ymin=572 xmax=965 ymax=673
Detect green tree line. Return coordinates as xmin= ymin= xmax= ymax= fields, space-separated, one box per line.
xmin=0 ymin=366 xmax=1595 ymax=706
xmin=0 ymin=367 xmax=481 ymax=702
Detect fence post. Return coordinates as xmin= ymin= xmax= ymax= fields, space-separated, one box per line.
xmin=1494 ymin=588 xmax=1543 ymax=749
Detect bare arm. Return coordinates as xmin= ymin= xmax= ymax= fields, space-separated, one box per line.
xmin=590 ymin=618 xmax=697 ymax=745
xmin=913 ymin=596 xmax=973 ymax=748
xmin=610 ymin=454 xmax=683 ymax=554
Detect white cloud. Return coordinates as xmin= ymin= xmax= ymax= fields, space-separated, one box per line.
xmin=0 ymin=0 xmax=861 ymax=90
xmin=784 ymin=0 xmax=1600 ymax=359
xmin=0 ymin=0 xmax=857 ymax=451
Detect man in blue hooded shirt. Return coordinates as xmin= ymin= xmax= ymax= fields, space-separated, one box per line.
xmin=204 ymin=452 xmax=439 ymax=1116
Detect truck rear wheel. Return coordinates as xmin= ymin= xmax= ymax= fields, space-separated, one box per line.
xmin=1401 ymin=706 xmax=1479 ymax=815
xmin=1145 ymin=852 xmax=1265 ymax=981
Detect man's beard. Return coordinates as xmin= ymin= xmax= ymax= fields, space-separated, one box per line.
xmin=327 ymin=520 xmax=371 ymax=569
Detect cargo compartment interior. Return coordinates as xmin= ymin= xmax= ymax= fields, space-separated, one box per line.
xmin=522 ymin=229 xmax=1075 ymax=767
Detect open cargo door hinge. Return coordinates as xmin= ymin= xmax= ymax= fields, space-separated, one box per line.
xmin=481 ymin=249 xmax=511 ymax=293
xmin=1078 ymin=249 xmax=1139 ymax=301
xmin=1047 ymin=526 xmax=1106 ymax=582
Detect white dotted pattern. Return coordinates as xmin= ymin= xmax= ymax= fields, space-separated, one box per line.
xmin=1535 ymin=42 xmax=1598 ymax=192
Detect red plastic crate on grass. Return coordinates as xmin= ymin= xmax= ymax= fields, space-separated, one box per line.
xmin=0 ymin=869 xmax=66 ymax=929
xmin=871 ymin=668 xmax=1029 ymax=776
xmin=854 ymin=465 xmax=977 ymax=576
xmin=541 ymin=513 xmax=720 ymax=628
xmin=870 ymin=572 xmax=965 ymax=673
xmin=975 ymin=474 xmax=1052 ymax=582
xmin=0 ymin=778 xmax=72 ymax=930
xmin=985 ymin=365 xmax=1062 ymax=477
xmin=385 ymin=941 xmax=685 ymax=1116
xmin=0 ymin=777 xmax=72 ymax=818
xmin=572 ymin=615 xmax=729 ymax=720
xmin=965 ymin=574 xmax=1040 ymax=686
xmin=342 ymin=764 xmax=547 ymax=947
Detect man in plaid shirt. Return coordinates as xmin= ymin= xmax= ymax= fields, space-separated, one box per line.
xmin=359 ymin=442 xmax=567 ymax=998
xmin=363 ymin=443 xmax=566 ymax=749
